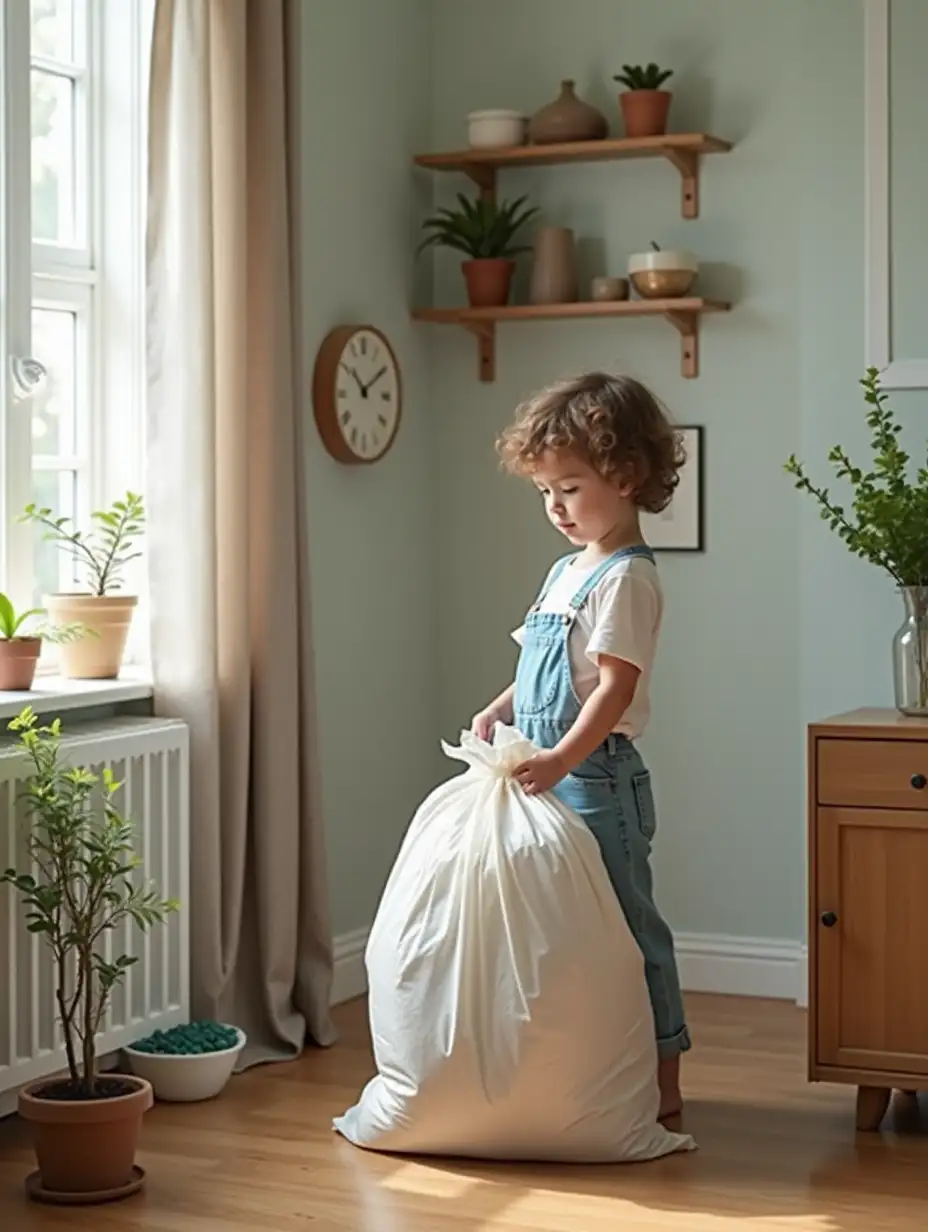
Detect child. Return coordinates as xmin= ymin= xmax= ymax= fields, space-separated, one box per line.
xmin=471 ymin=371 xmax=690 ymax=1122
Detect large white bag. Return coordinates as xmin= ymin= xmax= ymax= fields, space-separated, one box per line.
xmin=334 ymin=725 xmax=695 ymax=1163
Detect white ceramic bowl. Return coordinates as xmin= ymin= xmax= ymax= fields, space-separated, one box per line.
xmin=627 ymin=249 xmax=699 ymax=299
xmin=467 ymin=109 xmax=526 ymax=149
xmin=124 ymin=1027 xmax=246 ymax=1102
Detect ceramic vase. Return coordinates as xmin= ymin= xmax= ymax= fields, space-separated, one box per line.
xmin=529 ymin=227 xmax=578 ymax=305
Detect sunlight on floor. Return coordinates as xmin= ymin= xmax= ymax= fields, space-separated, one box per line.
xmin=378 ymin=1161 xmax=839 ymax=1232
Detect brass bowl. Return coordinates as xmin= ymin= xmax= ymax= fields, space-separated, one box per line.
xmin=629 ymin=269 xmax=696 ymax=299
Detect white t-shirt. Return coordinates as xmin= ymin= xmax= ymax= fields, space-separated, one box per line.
xmin=511 ymin=554 xmax=662 ymax=740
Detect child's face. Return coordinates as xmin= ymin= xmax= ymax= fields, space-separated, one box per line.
xmin=530 ymin=450 xmax=634 ymax=546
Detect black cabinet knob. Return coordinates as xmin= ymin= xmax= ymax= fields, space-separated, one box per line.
xmin=912 ymin=773 xmax=927 ymax=790
xmin=821 ymin=911 xmax=838 ymax=928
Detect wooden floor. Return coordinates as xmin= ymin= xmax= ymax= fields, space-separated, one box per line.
xmin=1 ymin=993 xmax=927 ymax=1230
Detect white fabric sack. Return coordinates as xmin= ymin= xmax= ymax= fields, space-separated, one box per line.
xmin=333 ymin=725 xmax=695 ymax=1163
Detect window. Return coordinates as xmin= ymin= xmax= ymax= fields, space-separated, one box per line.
xmin=1 ymin=0 xmax=152 ymax=664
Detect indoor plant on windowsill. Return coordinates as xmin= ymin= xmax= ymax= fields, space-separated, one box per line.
xmin=19 ymin=491 xmax=144 ymax=680
xmin=0 ymin=593 xmax=88 ymax=691
xmin=2 ymin=707 xmax=178 ymax=1204
xmin=418 ymin=193 xmax=539 ymax=308
xmin=785 ymin=367 xmax=928 ymax=716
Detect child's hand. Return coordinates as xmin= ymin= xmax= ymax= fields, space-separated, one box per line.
xmin=512 ymin=750 xmax=568 ymax=796
xmin=471 ymin=706 xmax=503 ymax=742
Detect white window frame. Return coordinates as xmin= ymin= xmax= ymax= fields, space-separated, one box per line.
xmin=1 ymin=0 xmax=152 ymax=664
xmin=864 ymin=0 xmax=928 ymax=389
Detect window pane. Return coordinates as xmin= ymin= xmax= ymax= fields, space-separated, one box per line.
xmin=30 ymin=0 xmax=74 ymax=62
xmin=30 ymin=469 xmax=78 ymax=608
xmin=31 ymin=307 xmax=77 ymax=457
xmin=31 ymin=69 xmax=75 ymax=245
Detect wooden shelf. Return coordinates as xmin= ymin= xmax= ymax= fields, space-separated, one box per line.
xmin=412 ymin=297 xmax=730 ymax=382
xmin=414 ymin=133 xmax=732 ymax=219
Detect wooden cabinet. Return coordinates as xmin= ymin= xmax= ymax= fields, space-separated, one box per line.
xmin=809 ymin=709 xmax=928 ymax=1130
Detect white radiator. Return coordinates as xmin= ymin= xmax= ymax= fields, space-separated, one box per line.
xmin=0 ymin=716 xmax=190 ymax=1116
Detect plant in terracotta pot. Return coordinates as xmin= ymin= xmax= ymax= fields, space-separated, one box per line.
xmin=418 ymin=193 xmax=539 ymax=308
xmin=19 ymin=491 xmax=144 ymax=680
xmin=0 ymin=593 xmax=88 ymax=691
xmin=785 ymin=367 xmax=928 ymax=716
xmin=2 ymin=706 xmax=178 ymax=1204
xmin=614 ymin=63 xmax=674 ymax=139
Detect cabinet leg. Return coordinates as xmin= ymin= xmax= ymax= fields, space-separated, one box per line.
xmin=856 ymin=1086 xmax=891 ymax=1131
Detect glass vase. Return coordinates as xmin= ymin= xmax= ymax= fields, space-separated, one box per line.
xmin=892 ymin=586 xmax=928 ymax=716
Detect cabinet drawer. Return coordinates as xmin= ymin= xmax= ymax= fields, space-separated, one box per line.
xmin=817 ymin=738 xmax=928 ymax=809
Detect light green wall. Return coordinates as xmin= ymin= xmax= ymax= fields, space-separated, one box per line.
xmin=290 ymin=0 xmax=439 ymax=938
xmin=293 ymin=0 xmax=927 ymax=947
xmin=430 ymin=0 xmax=806 ymax=942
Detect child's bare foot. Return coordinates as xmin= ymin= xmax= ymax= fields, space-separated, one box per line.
xmin=658 ymin=1054 xmax=683 ymax=1122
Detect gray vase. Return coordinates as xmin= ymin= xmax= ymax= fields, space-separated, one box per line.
xmin=529 ymin=226 xmax=578 ymax=305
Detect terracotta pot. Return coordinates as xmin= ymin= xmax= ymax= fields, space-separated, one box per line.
xmin=462 ymin=258 xmax=515 ymax=308
xmin=529 ymin=80 xmax=608 ymax=145
xmin=44 ymin=594 xmax=138 ymax=679
xmin=529 ymin=227 xmax=578 ymax=305
xmin=620 ymin=90 xmax=672 ymax=139
xmin=19 ymin=1074 xmax=153 ymax=1202
xmin=0 ymin=637 xmax=41 ymax=690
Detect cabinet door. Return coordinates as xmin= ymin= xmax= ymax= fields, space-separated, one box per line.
xmin=816 ymin=806 xmax=928 ymax=1074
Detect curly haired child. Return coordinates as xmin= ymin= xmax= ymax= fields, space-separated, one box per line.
xmin=471 ymin=371 xmax=690 ymax=1121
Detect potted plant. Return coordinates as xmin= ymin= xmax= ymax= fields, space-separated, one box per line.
xmin=1 ymin=706 xmax=178 ymax=1204
xmin=785 ymin=367 xmax=928 ymax=716
xmin=124 ymin=1021 xmax=246 ymax=1102
xmin=613 ymin=63 xmax=674 ymax=138
xmin=19 ymin=491 xmax=144 ymax=680
xmin=418 ymin=193 xmax=539 ymax=308
xmin=0 ymin=593 xmax=88 ymax=691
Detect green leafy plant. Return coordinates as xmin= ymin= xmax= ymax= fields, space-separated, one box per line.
xmin=0 ymin=591 xmax=88 ymax=645
xmin=1 ymin=707 xmax=179 ymax=1098
xmin=418 ymin=193 xmax=539 ymax=260
xmin=614 ymin=63 xmax=674 ymax=91
xmin=784 ymin=368 xmax=928 ymax=586
xmin=785 ymin=368 xmax=928 ymax=710
xmin=19 ymin=491 xmax=145 ymax=597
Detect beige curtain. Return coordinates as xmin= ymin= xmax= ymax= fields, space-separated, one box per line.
xmin=145 ymin=0 xmax=336 ymax=1066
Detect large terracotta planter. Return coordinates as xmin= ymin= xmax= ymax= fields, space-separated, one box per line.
xmin=19 ymin=1074 xmax=153 ymax=1203
xmin=620 ymin=89 xmax=672 ymax=138
xmin=0 ymin=637 xmax=41 ymax=690
xmin=44 ymin=594 xmax=138 ymax=679
xmin=462 ymin=258 xmax=515 ymax=308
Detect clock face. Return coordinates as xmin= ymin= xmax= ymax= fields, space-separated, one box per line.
xmin=329 ymin=327 xmax=401 ymax=463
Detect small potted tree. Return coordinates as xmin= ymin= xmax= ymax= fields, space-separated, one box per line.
xmin=2 ymin=706 xmax=178 ymax=1204
xmin=0 ymin=593 xmax=87 ymax=691
xmin=614 ymin=63 xmax=674 ymax=138
xmin=19 ymin=491 xmax=144 ymax=680
xmin=418 ymin=193 xmax=539 ymax=308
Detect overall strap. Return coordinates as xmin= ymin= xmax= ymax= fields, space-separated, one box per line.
xmin=568 ymin=544 xmax=655 ymax=611
xmin=533 ymin=553 xmax=579 ymax=607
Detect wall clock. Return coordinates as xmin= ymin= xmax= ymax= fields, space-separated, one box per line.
xmin=312 ymin=325 xmax=402 ymax=465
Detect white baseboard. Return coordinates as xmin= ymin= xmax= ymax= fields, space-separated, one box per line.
xmin=330 ymin=927 xmax=369 ymax=1006
xmin=676 ymin=932 xmax=808 ymax=1005
xmin=331 ymin=927 xmax=809 ymax=1007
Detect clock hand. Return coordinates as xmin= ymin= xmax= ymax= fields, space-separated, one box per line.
xmin=361 ymin=365 xmax=387 ymax=394
xmin=339 ymin=362 xmax=364 ymax=392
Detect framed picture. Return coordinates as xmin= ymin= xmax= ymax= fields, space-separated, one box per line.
xmin=641 ymin=425 xmax=704 ymax=552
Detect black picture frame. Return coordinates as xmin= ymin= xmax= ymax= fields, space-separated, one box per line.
xmin=640 ymin=424 xmax=704 ymax=552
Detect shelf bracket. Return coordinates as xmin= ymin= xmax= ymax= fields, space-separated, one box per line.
xmin=461 ymin=320 xmax=495 ymax=381
xmin=664 ymin=310 xmax=699 ymax=378
xmin=464 ymin=164 xmax=496 ymax=203
xmin=662 ymin=149 xmax=700 ymax=219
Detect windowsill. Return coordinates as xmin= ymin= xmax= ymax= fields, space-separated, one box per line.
xmin=0 ymin=668 xmax=154 ymax=721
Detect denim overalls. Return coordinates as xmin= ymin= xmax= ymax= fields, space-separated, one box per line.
xmin=513 ymin=546 xmax=691 ymax=1059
